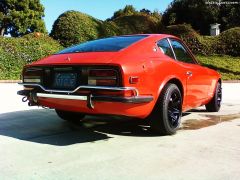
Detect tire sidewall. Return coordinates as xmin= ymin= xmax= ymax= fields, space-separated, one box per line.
xmin=214 ymin=83 xmax=222 ymax=111
xmin=162 ymin=84 xmax=182 ymax=134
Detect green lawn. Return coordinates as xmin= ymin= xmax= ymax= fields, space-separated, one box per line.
xmin=196 ymin=55 xmax=240 ymax=80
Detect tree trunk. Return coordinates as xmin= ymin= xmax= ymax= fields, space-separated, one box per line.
xmin=0 ymin=28 xmax=5 ymax=36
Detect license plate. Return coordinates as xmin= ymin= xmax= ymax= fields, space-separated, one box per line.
xmin=53 ymin=73 xmax=77 ymax=89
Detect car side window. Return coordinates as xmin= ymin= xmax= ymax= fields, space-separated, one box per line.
xmin=169 ymin=39 xmax=195 ymax=64
xmin=157 ymin=39 xmax=175 ymax=59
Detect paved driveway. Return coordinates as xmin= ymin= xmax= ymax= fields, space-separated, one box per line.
xmin=0 ymin=83 xmax=240 ymax=180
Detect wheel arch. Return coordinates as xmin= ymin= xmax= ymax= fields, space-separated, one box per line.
xmin=157 ymin=76 xmax=185 ymax=103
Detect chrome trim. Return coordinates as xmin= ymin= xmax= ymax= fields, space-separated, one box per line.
xmin=167 ymin=38 xmax=177 ymax=60
xmin=18 ymin=83 xmax=139 ymax=96
xmin=37 ymin=93 xmax=87 ymax=100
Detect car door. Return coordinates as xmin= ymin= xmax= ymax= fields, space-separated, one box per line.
xmin=169 ymin=38 xmax=211 ymax=109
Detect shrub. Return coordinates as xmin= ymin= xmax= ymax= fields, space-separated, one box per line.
xmin=216 ymin=27 xmax=240 ymax=56
xmin=162 ymin=24 xmax=210 ymax=55
xmin=50 ymin=10 xmax=163 ymax=46
xmin=113 ymin=14 xmax=159 ymax=34
xmin=0 ymin=33 xmax=62 ymax=80
xmin=162 ymin=24 xmax=240 ymax=57
xmin=98 ymin=21 xmax=122 ymax=37
xmin=50 ymin=11 xmax=103 ymax=47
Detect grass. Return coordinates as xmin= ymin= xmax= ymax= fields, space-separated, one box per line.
xmin=196 ymin=55 xmax=240 ymax=80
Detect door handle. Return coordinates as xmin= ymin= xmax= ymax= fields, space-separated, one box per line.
xmin=186 ymin=71 xmax=193 ymax=76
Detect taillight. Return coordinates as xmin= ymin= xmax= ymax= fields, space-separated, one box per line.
xmin=23 ymin=67 xmax=43 ymax=83
xmin=88 ymin=69 xmax=118 ymax=86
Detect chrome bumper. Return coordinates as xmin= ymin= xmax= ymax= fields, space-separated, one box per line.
xmin=18 ymin=83 xmax=139 ymax=96
xmin=18 ymin=83 xmax=153 ymax=108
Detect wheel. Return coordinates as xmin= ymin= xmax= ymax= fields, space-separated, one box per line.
xmin=55 ymin=109 xmax=85 ymax=123
xmin=205 ymin=82 xmax=222 ymax=112
xmin=149 ymin=83 xmax=182 ymax=135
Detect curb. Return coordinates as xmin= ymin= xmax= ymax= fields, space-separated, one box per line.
xmin=222 ymin=80 xmax=240 ymax=83
xmin=0 ymin=80 xmax=22 ymax=83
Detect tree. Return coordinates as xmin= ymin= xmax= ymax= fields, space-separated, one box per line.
xmin=108 ymin=5 xmax=138 ymax=20
xmin=0 ymin=0 xmax=46 ymax=37
xmin=106 ymin=5 xmax=162 ymax=35
xmin=162 ymin=0 xmax=219 ymax=35
xmin=162 ymin=0 xmax=240 ymax=35
xmin=140 ymin=8 xmax=151 ymax=15
xmin=218 ymin=4 xmax=240 ymax=31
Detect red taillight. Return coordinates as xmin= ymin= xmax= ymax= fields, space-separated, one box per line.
xmin=24 ymin=67 xmax=43 ymax=76
xmin=23 ymin=67 xmax=43 ymax=83
xmin=88 ymin=69 xmax=118 ymax=86
xmin=89 ymin=69 xmax=116 ymax=77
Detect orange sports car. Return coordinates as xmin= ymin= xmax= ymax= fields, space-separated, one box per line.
xmin=18 ymin=34 xmax=222 ymax=135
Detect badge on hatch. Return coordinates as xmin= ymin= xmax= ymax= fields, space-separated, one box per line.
xmin=65 ymin=57 xmax=71 ymax=62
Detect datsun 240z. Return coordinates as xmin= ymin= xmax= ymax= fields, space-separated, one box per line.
xmin=18 ymin=34 xmax=222 ymax=135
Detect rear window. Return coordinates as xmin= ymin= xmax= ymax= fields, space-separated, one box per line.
xmin=57 ymin=35 xmax=148 ymax=54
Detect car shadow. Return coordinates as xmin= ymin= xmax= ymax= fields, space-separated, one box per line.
xmin=0 ymin=109 xmax=160 ymax=146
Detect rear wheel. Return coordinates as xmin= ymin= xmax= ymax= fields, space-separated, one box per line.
xmin=55 ymin=109 xmax=85 ymax=123
xmin=205 ymin=82 xmax=222 ymax=112
xmin=149 ymin=83 xmax=182 ymax=135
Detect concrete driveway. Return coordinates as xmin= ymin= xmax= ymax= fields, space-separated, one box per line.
xmin=0 ymin=83 xmax=240 ymax=180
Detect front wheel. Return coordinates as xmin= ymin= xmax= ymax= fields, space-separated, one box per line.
xmin=205 ymin=82 xmax=222 ymax=112
xmin=148 ymin=83 xmax=182 ymax=135
xmin=55 ymin=109 xmax=85 ymax=123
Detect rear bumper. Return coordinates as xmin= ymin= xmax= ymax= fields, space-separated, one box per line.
xmin=17 ymin=84 xmax=154 ymax=118
xmin=17 ymin=90 xmax=153 ymax=104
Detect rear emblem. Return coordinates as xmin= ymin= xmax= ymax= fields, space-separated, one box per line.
xmin=66 ymin=57 xmax=71 ymax=62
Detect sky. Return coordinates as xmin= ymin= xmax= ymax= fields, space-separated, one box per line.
xmin=40 ymin=0 xmax=173 ymax=33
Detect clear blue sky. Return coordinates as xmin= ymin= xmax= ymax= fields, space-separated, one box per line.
xmin=41 ymin=0 xmax=173 ymax=33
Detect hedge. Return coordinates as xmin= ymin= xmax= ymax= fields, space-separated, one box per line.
xmin=163 ymin=24 xmax=240 ymax=56
xmin=50 ymin=10 xmax=240 ymax=56
xmin=113 ymin=14 xmax=159 ymax=34
xmin=0 ymin=33 xmax=63 ymax=80
xmin=161 ymin=24 xmax=209 ymax=55
xmin=216 ymin=27 xmax=240 ymax=56
xmin=50 ymin=11 xmax=121 ymax=47
xmin=50 ymin=11 xmax=162 ymax=47
xmin=1 ymin=12 xmax=240 ymax=80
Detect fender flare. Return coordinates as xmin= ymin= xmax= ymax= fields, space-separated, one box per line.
xmin=156 ymin=75 xmax=185 ymax=103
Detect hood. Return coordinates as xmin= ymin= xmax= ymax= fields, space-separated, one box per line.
xmin=32 ymin=52 xmax=120 ymax=66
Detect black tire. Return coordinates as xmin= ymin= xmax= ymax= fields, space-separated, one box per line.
xmin=55 ymin=109 xmax=85 ymax=123
xmin=149 ymin=83 xmax=182 ymax=135
xmin=205 ymin=82 xmax=222 ymax=112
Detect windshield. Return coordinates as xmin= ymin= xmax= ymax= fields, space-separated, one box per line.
xmin=57 ymin=35 xmax=148 ymax=54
